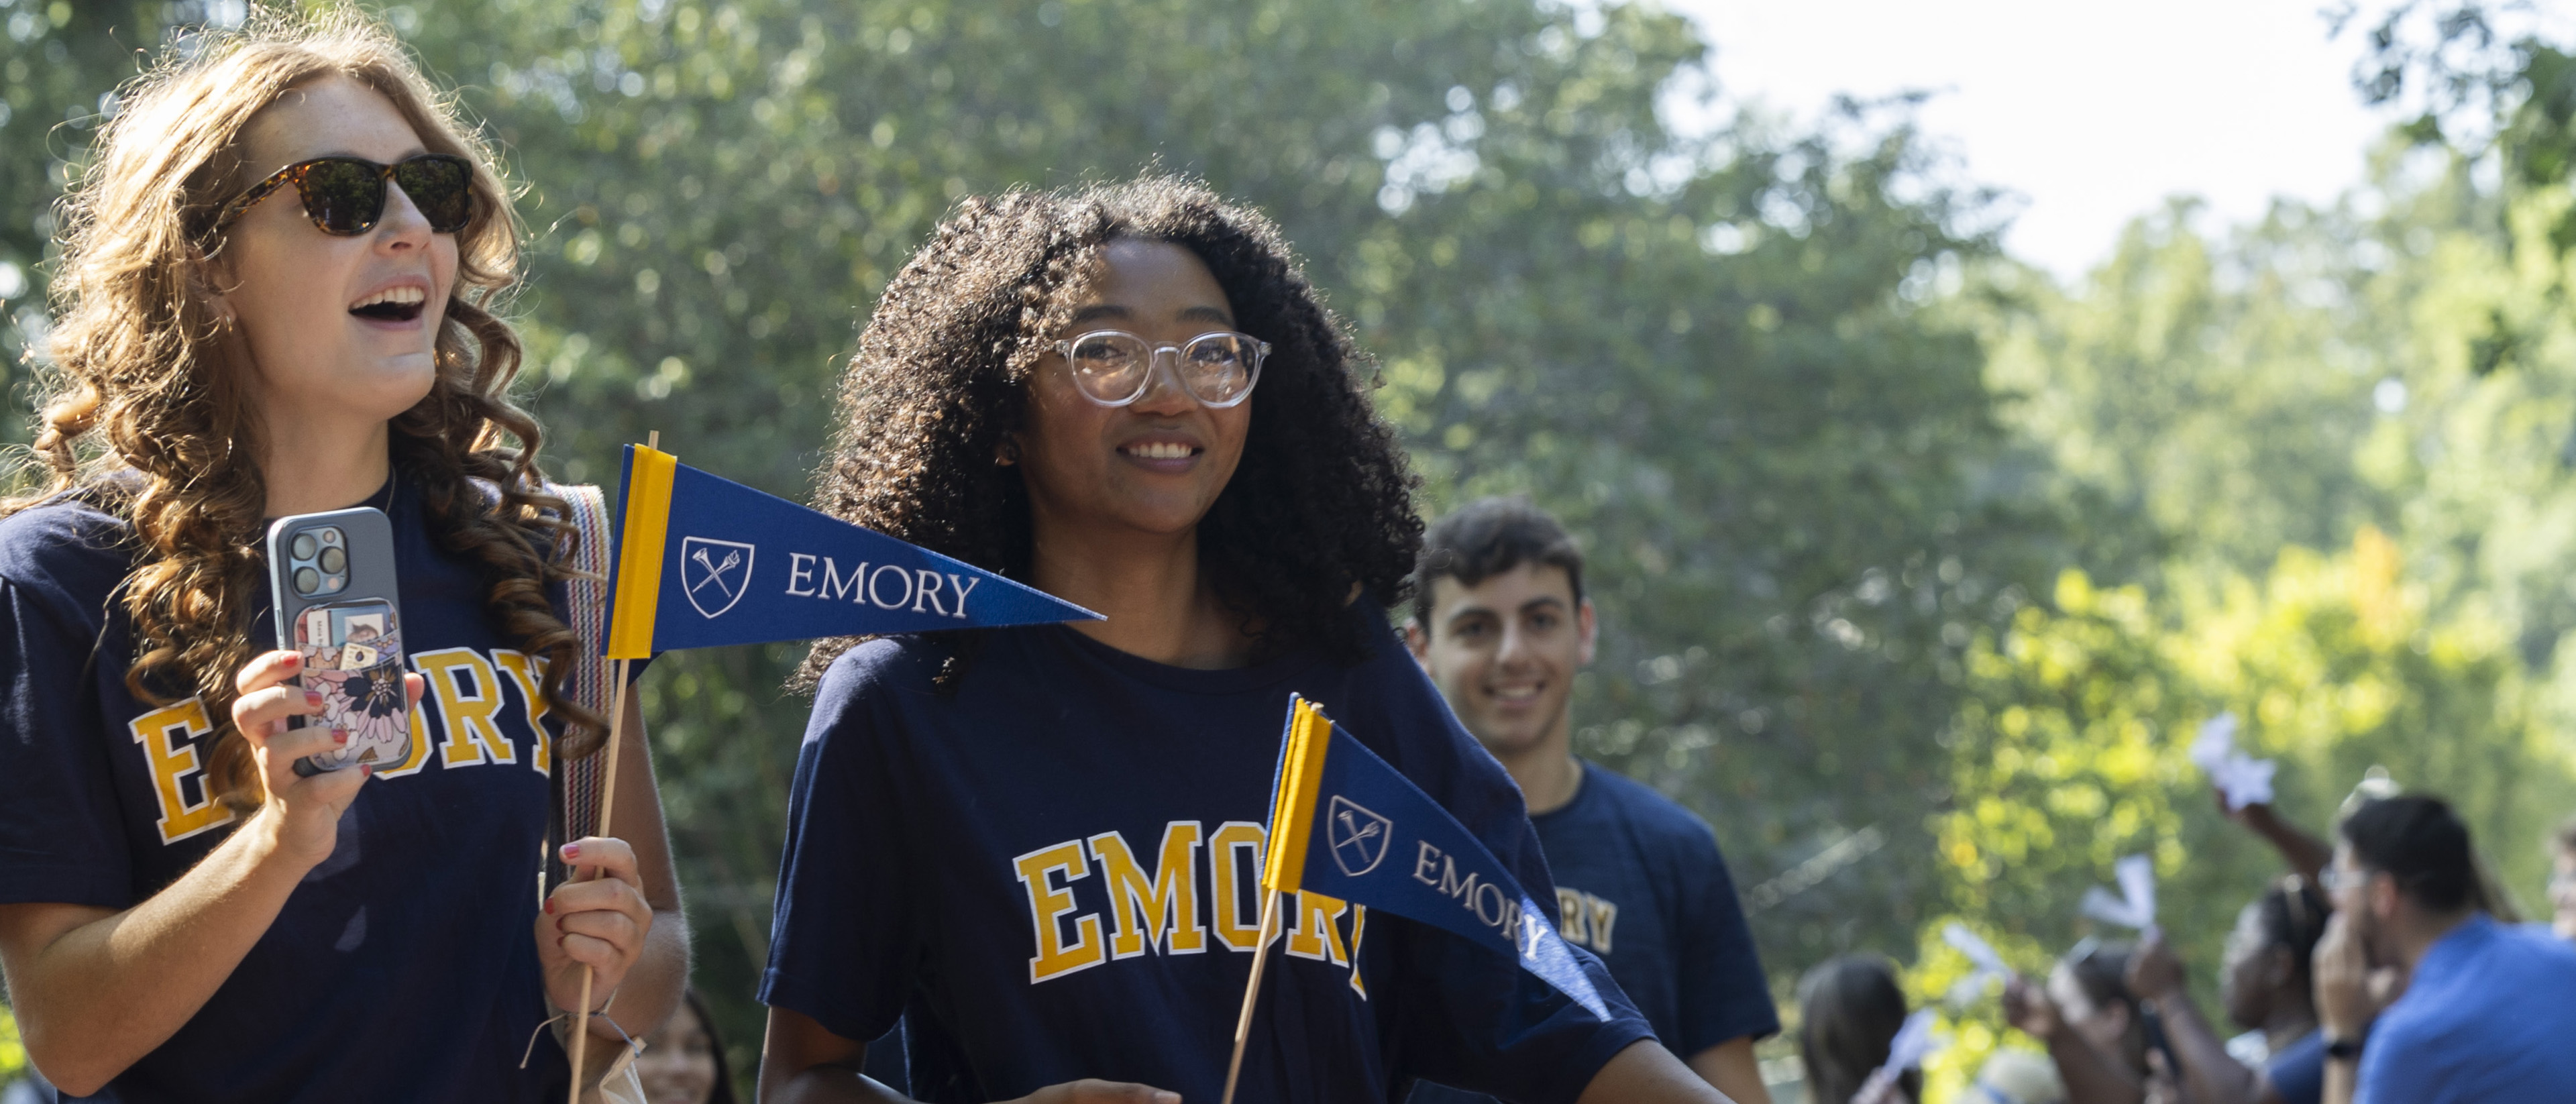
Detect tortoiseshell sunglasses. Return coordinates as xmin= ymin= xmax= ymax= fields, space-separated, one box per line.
xmin=207 ymin=154 xmax=474 ymax=239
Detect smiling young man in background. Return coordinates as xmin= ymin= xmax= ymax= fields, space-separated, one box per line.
xmin=1403 ymin=497 xmax=1779 ymax=1104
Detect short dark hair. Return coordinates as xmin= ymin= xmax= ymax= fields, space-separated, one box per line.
xmin=1410 ymin=496 xmax=1585 ymax=630
xmin=2341 ymin=793 xmax=2475 ymax=913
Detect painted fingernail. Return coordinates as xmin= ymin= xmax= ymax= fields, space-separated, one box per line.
xmin=360 ymin=764 xmax=374 ymax=777
xmin=333 ymin=728 xmax=349 ymax=744
xmin=561 ymin=842 xmax=582 ymax=861
xmin=544 ymin=898 xmax=554 ymax=915
xmin=306 ymin=690 xmax=324 ymax=707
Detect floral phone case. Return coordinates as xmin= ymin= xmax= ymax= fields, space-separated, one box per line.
xmin=290 ymin=600 xmax=409 ymax=772
xmin=266 ymin=508 xmax=409 ymax=777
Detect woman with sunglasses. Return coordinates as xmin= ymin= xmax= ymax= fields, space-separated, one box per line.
xmin=757 ymin=178 xmax=1719 ymax=1103
xmin=0 ymin=12 xmax=684 ymax=1101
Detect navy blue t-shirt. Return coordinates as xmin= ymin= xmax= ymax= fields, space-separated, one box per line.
xmin=761 ymin=612 xmax=1656 ymax=1104
xmin=0 ymin=478 xmax=580 ymax=1103
xmin=1410 ymin=763 xmax=1777 ymax=1104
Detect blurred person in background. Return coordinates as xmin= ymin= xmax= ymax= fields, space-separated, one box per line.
xmin=2312 ymin=793 xmax=2576 ymax=1104
xmin=637 ymin=989 xmax=737 ymax=1104
xmin=2120 ymin=877 xmax=2332 ymax=1104
xmin=1972 ymin=1052 xmax=2068 ymax=1104
xmin=1793 ymin=955 xmax=1917 ymax=1104
xmin=1403 ymin=497 xmax=1778 ymax=1104
xmin=2001 ymin=940 xmax=2159 ymax=1104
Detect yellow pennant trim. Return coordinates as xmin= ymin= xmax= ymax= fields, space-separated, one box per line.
xmin=1262 ymin=697 xmax=1334 ymax=893
xmin=604 ymin=445 xmax=678 ymax=659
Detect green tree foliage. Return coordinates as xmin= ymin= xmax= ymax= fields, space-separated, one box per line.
xmin=0 ymin=0 xmax=181 ymax=429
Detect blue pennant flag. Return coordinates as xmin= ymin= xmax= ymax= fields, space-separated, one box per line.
xmin=1265 ymin=696 xmax=1611 ymax=1019
xmin=604 ymin=444 xmax=1098 ymax=657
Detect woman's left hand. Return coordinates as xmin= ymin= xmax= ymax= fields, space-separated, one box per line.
xmin=537 ymin=836 xmax=654 ymax=1022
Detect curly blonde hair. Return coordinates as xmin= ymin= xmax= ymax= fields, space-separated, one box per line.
xmin=9 ymin=7 xmax=603 ymax=810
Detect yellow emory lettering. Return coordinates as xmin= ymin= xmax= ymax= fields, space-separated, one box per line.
xmin=127 ymin=698 xmax=235 ymax=844
xmin=1089 ymin=822 xmax=1207 ymax=958
xmin=1014 ymin=840 xmax=1106 ymax=983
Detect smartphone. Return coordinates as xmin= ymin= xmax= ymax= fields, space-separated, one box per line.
xmin=266 ymin=508 xmax=410 ymax=777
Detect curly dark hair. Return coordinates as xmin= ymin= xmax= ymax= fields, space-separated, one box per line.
xmin=794 ymin=176 xmax=1421 ymax=690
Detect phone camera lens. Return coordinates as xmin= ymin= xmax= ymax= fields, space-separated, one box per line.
xmin=323 ymin=575 xmax=347 ymax=594
xmin=321 ymin=528 xmax=342 ymax=546
xmin=319 ymin=547 xmax=347 ymax=573
xmin=292 ymin=533 xmax=317 ymax=560
xmin=294 ymin=567 xmax=321 ymax=595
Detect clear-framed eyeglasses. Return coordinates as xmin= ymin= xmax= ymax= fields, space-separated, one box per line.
xmin=2316 ymin=867 xmax=2377 ymax=893
xmin=1051 ymin=329 xmax=1269 ymax=408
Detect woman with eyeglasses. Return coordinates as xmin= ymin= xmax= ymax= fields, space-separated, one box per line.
xmin=756 ymin=178 xmax=1717 ymax=1103
xmin=0 ymin=11 xmax=684 ymax=1101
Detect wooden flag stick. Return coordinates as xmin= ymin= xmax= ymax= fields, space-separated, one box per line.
xmin=567 ymin=431 xmax=653 ymax=1104
xmin=1219 ymin=889 xmax=1285 ymax=1104
xmin=563 ymin=656 xmax=629 ymax=1104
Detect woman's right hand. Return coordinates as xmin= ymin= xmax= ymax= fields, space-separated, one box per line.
xmin=1009 ymin=1081 xmax=1181 ymax=1104
xmin=229 ymin=649 xmax=422 ymax=868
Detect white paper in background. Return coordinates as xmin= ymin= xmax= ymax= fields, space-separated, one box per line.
xmin=2189 ymin=711 xmax=2278 ymax=810
xmin=1941 ymin=922 xmax=2010 ymax=1005
xmin=2080 ymin=853 xmax=2158 ymax=934
xmin=2210 ymin=756 xmax=2277 ymax=811
xmin=2188 ymin=712 xmax=2239 ymax=771
xmin=1851 ymin=1009 xmax=1945 ymax=1103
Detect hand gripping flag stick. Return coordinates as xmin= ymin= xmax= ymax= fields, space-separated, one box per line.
xmin=565 ymin=433 xmax=658 ymax=1104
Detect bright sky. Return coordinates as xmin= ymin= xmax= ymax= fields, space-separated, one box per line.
xmin=1668 ymin=0 xmax=2398 ymax=280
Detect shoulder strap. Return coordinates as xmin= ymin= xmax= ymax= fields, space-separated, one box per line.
xmin=551 ymin=482 xmax=617 ymax=843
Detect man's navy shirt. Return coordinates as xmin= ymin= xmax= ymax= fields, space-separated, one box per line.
xmin=2354 ymin=914 xmax=2576 ymax=1103
xmin=0 ymin=479 xmax=580 ymax=1102
xmin=760 ymin=611 xmax=1654 ymax=1104
xmin=1411 ymin=762 xmax=1777 ymax=1103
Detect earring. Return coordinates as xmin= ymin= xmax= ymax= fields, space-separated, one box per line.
xmin=996 ymin=439 xmax=1020 ymax=466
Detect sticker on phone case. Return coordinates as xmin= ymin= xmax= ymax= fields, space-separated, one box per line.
xmin=294 ymin=601 xmax=408 ymax=771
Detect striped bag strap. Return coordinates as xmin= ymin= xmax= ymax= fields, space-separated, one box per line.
xmin=552 ymin=481 xmax=617 ymax=843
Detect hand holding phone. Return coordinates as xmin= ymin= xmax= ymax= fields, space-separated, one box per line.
xmin=266 ymin=508 xmax=411 ymax=777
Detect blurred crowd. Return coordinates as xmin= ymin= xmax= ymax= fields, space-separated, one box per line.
xmin=1796 ymin=786 xmax=2576 ymax=1104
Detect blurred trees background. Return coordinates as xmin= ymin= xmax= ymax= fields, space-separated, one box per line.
xmin=9 ymin=0 xmax=2576 ymax=1097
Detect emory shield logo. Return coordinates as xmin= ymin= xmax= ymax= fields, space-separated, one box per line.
xmin=680 ymin=537 xmax=755 ymax=619
xmin=1327 ymin=795 xmax=1393 ymax=878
